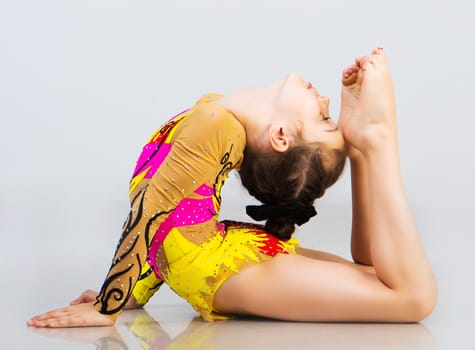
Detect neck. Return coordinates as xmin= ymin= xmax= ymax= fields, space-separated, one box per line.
xmin=214 ymin=84 xmax=279 ymax=147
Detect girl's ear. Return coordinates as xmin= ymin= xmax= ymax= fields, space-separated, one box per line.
xmin=268 ymin=124 xmax=290 ymax=152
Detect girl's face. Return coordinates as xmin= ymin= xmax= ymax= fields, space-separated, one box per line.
xmin=274 ymin=73 xmax=345 ymax=152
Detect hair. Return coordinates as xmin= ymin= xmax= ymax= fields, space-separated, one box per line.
xmin=238 ymin=142 xmax=346 ymax=240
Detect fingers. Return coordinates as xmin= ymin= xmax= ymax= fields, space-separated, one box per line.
xmin=29 ymin=290 xmax=102 ymax=327
xmin=29 ymin=313 xmax=82 ymax=328
xmin=70 ymin=295 xmax=88 ymax=306
xmin=69 ymin=295 xmax=83 ymax=305
xmin=27 ymin=302 xmax=114 ymax=328
xmin=70 ymin=289 xmax=98 ymax=305
xmin=28 ymin=308 xmax=69 ymax=328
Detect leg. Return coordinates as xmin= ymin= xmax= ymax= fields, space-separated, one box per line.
xmin=340 ymin=58 xmax=374 ymax=266
xmin=214 ymin=253 xmax=424 ymax=322
xmin=215 ymin=49 xmax=437 ymax=322
xmin=296 ymin=247 xmax=375 ymax=274
xmin=348 ymin=153 xmax=373 ymax=265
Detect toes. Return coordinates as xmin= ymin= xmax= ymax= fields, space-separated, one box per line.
xmin=372 ymin=46 xmax=384 ymax=55
xmin=343 ymin=68 xmax=353 ymax=79
xmin=356 ymin=56 xmax=370 ymax=67
xmin=342 ymin=64 xmax=360 ymax=84
xmin=371 ymin=47 xmax=387 ymax=65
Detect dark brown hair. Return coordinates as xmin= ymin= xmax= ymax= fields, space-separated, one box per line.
xmin=239 ymin=143 xmax=346 ymax=240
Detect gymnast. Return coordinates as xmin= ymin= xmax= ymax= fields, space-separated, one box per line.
xmin=28 ymin=47 xmax=437 ymax=327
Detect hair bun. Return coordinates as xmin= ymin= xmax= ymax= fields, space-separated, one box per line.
xmin=265 ymin=216 xmax=295 ymax=241
xmin=246 ymin=204 xmax=317 ymax=240
xmin=246 ymin=204 xmax=317 ymax=225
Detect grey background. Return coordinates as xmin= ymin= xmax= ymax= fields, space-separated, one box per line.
xmin=1 ymin=0 xmax=474 ymax=349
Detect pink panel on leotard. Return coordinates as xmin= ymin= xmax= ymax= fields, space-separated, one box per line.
xmin=147 ymin=185 xmax=217 ymax=279
xmin=132 ymin=143 xmax=172 ymax=179
xmin=194 ymin=184 xmax=214 ymax=196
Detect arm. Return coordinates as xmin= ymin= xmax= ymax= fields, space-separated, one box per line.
xmin=28 ymin=102 xmax=236 ymax=327
xmin=94 ymin=103 xmax=230 ymax=320
xmin=70 ymin=289 xmax=143 ymax=309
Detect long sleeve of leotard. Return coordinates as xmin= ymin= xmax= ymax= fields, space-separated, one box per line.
xmin=94 ymin=100 xmax=244 ymax=320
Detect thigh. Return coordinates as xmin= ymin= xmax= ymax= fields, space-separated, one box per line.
xmin=213 ymin=253 xmax=404 ymax=322
xmin=296 ymin=247 xmax=375 ymax=274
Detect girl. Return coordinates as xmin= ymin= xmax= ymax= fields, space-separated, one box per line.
xmin=28 ymin=48 xmax=437 ymax=327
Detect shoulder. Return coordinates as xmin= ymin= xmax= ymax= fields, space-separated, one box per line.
xmin=189 ymin=94 xmax=241 ymax=132
xmin=178 ymin=94 xmax=246 ymax=155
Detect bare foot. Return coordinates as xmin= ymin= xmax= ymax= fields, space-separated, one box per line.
xmin=339 ymin=55 xmax=371 ymax=117
xmin=338 ymin=61 xmax=364 ymax=151
xmin=27 ymin=302 xmax=114 ymax=328
xmin=338 ymin=47 xmax=396 ymax=152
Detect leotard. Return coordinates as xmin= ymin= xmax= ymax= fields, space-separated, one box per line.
xmin=94 ymin=94 xmax=300 ymax=321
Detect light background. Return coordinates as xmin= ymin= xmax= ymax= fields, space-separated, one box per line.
xmin=1 ymin=0 xmax=474 ymax=349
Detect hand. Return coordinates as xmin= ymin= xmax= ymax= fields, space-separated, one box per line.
xmin=338 ymin=47 xmax=397 ymax=154
xmin=70 ymin=289 xmax=143 ymax=310
xmin=69 ymin=289 xmax=99 ymax=306
xmin=27 ymin=302 xmax=114 ymax=328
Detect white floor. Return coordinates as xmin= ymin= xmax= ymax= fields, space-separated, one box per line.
xmin=22 ymin=305 xmax=438 ymax=350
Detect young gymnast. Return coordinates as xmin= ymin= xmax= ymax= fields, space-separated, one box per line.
xmin=28 ymin=48 xmax=437 ymax=327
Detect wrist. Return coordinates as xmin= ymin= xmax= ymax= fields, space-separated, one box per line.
xmin=125 ymin=295 xmax=143 ymax=310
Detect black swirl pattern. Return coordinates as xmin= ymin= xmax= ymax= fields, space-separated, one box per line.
xmin=95 ymin=187 xmax=171 ymax=315
xmin=213 ymin=143 xmax=234 ymax=206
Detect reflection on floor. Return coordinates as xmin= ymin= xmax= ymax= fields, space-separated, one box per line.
xmin=29 ymin=304 xmax=436 ymax=350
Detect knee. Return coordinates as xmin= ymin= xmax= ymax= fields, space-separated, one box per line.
xmin=401 ymin=281 xmax=438 ymax=322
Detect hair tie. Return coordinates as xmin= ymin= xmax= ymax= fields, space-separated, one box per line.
xmin=246 ymin=204 xmax=317 ymax=226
